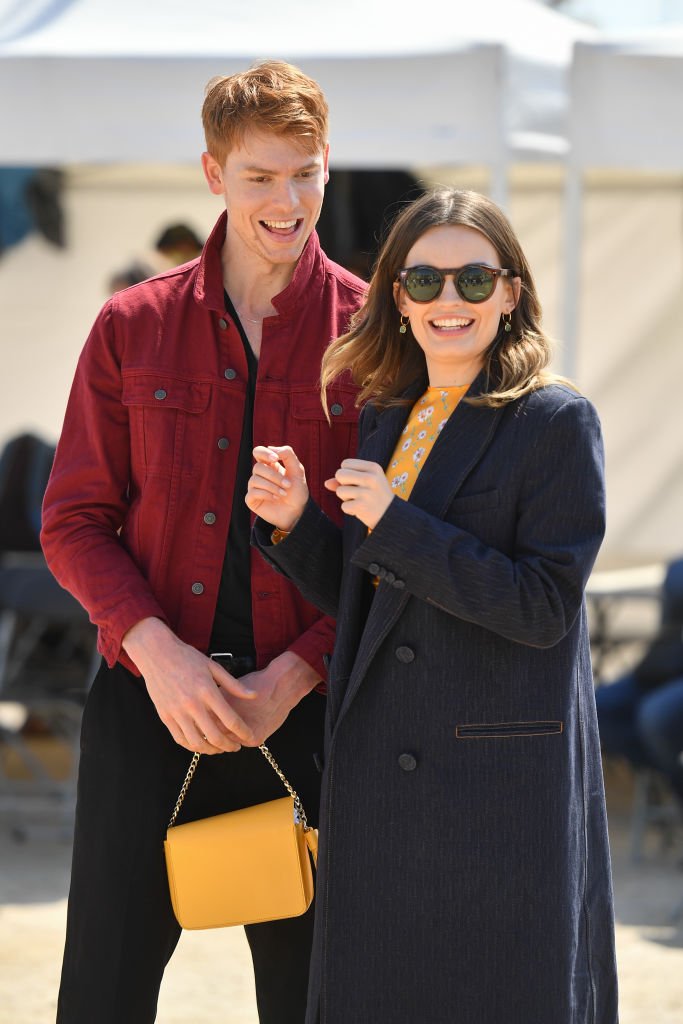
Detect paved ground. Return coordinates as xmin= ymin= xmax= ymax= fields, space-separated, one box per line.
xmin=0 ymin=761 xmax=681 ymax=1023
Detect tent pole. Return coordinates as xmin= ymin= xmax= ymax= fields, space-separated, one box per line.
xmin=489 ymin=162 xmax=508 ymax=212
xmin=561 ymin=160 xmax=582 ymax=382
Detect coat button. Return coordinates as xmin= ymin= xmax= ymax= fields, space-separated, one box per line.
xmin=384 ymin=571 xmax=395 ymax=584
xmin=191 ymin=582 xmax=204 ymax=595
xmin=224 ymin=368 xmax=237 ymax=380
xmin=398 ymin=753 xmax=417 ymax=772
xmin=217 ymin=437 xmax=230 ymax=450
xmin=368 ymin=562 xmax=380 ymax=575
xmin=395 ymin=645 xmax=415 ymax=664
xmin=393 ymin=579 xmax=405 ymax=589
xmin=154 ymin=389 xmax=167 ymax=400
xmin=218 ymin=318 xmax=228 ymax=329
xmin=330 ymin=403 xmax=343 ymax=416
xmin=203 ymin=512 xmax=217 ymax=525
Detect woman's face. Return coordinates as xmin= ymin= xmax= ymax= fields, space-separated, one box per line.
xmin=394 ymin=224 xmax=519 ymax=387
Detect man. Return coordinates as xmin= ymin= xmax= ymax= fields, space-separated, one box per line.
xmin=41 ymin=61 xmax=366 ymax=1024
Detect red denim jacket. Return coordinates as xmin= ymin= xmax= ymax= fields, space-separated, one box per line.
xmin=41 ymin=212 xmax=366 ymax=678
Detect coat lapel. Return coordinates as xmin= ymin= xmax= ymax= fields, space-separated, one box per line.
xmin=334 ymin=375 xmax=505 ymax=728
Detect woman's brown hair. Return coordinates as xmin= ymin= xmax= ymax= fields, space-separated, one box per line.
xmin=321 ymin=187 xmax=570 ymax=414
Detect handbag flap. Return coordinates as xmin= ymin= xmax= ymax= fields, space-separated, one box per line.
xmin=164 ymin=795 xmax=314 ymax=930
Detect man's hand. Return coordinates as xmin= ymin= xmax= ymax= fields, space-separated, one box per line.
xmin=325 ymin=458 xmax=393 ymax=529
xmin=246 ymin=445 xmax=309 ymax=531
xmin=122 ymin=618 xmax=258 ymax=754
xmin=226 ymin=650 xmax=322 ymax=746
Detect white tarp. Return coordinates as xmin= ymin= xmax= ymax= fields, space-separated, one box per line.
xmin=562 ymin=30 xmax=683 ymax=375
xmin=0 ymin=0 xmax=596 ymax=172
xmin=569 ymin=33 xmax=683 ymax=171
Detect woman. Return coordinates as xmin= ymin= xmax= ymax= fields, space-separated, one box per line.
xmin=246 ymin=188 xmax=618 ymax=1023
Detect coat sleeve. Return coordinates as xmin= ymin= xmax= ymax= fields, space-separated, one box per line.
xmin=40 ymin=300 xmax=169 ymax=668
xmin=252 ymin=496 xmax=344 ymax=620
xmin=350 ymin=395 xmax=605 ymax=648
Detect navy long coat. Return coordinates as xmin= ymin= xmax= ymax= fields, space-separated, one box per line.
xmin=255 ymin=377 xmax=619 ymax=1024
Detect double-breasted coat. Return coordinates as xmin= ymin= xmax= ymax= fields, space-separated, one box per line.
xmin=255 ymin=376 xmax=619 ymax=1024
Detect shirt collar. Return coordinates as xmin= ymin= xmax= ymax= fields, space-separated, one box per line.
xmin=194 ymin=210 xmax=325 ymax=315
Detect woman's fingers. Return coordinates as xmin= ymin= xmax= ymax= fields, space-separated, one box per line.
xmin=250 ymin=462 xmax=290 ymax=495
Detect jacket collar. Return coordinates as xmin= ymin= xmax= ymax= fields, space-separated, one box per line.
xmin=193 ymin=210 xmax=325 ymax=315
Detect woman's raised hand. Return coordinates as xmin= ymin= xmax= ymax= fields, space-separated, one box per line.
xmin=325 ymin=459 xmax=394 ymax=530
xmin=246 ymin=445 xmax=310 ymax=531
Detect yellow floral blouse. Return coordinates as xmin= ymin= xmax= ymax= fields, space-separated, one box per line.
xmin=385 ymin=384 xmax=469 ymax=499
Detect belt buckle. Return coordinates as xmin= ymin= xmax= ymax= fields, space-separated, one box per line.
xmin=209 ymin=651 xmax=254 ymax=677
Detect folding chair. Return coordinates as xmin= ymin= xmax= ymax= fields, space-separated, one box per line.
xmin=0 ymin=434 xmax=98 ymax=838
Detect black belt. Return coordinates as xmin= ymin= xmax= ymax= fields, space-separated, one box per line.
xmin=209 ymin=651 xmax=256 ymax=678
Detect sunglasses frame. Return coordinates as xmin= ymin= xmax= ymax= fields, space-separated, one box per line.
xmin=396 ymin=264 xmax=515 ymax=304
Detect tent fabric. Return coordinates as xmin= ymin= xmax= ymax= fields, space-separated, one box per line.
xmin=0 ymin=0 xmax=596 ymax=166
xmin=568 ymin=34 xmax=683 ymax=170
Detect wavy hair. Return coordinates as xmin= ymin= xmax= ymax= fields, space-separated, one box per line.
xmin=321 ymin=187 xmax=570 ymax=414
xmin=202 ymin=61 xmax=328 ymax=166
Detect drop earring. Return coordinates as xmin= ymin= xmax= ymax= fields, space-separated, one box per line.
xmin=399 ymin=314 xmax=409 ymax=335
xmin=502 ymin=313 xmax=513 ymax=333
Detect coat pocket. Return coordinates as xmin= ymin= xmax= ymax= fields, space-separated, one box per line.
xmin=122 ymin=371 xmax=211 ymax=478
xmin=455 ymin=720 xmax=563 ymax=739
xmin=448 ymin=489 xmax=499 ymax=515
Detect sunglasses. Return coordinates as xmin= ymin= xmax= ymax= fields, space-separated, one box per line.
xmin=396 ymin=264 xmax=515 ymax=304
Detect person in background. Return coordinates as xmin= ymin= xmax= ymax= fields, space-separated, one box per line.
xmin=596 ymin=556 xmax=683 ymax=806
xmin=247 ymin=187 xmax=618 ymax=1023
xmin=41 ymin=60 xmax=365 ymax=1024
xmin=107 ymin=222 xmax=205 ymax=293
xmin=154 ymin=221 xmax=204 ymax=266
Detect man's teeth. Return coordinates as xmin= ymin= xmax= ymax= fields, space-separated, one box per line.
xmin=263 ymin=219 xmax=298 ymax=229
xmin=432 ymin=318 xmax=473 ymax=328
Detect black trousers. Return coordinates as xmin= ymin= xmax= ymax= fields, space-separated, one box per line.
xmin=57 ymin=660 xmax=326 ymax=1024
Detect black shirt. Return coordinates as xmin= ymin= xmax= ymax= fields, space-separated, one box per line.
xmin=209 ymin=292 xmax=258 ymax=658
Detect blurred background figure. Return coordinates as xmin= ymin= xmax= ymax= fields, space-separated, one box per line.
xmin=0 ymin=167 xmax=65 ymax=259
xmin=107 ymin=220 xmax=204 ymax=293
xmin=596 ymin=557 xmax=683 ymax=808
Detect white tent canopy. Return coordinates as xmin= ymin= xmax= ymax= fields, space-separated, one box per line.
xmin=562 ymin=30 xmax=683 ymax=375
xmin=0 ymin=0 xmax=596 ymax=204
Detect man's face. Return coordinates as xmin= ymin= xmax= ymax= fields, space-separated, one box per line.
xmin=202 ymin=130 xmax=329 ymax=270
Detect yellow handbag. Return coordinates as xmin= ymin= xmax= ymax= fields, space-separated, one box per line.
xmin=164 ymin=744 xmax=318 ymax=930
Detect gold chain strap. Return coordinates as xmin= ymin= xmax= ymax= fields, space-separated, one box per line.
xmin=167 ymin=745 xmax=309 ymax=831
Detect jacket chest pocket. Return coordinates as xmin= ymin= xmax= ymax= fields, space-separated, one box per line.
xmin=289 ymin=386 xmax=358 ymax=507
xmin=456 ymin=720 xmax=563 ymax=739
xmin=122 ymin=372 xmax=211 ymax=478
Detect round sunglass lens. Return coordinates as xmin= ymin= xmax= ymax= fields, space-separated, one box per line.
xmin=458 ymin=266 xmax=496 ymax=302
xmin=404 ymin=268 xmax=442 ymax=302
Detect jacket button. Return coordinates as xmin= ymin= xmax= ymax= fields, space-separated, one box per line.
xmin=217 ymin=437 xmax=230 ymax=450
xmin=203 ymin=512 xmax=217 ymax=525
xmin=395 ymin=645 xmax=415 ymax=664
xmin=330 ymin=403 xmax=343 ymax=416
xmin=398 ymin=753 xmax=417 ymax=772
xmin=154 ymin=389 xmax=167 ymax=400
xmin=191 ymin=582 xmax=204 ymax=595
xmin=368 ymin=562 xmax=380 ymax=575
xmin=218 ymin=318 xmax=228 ymax=329
xmin=224 ymin=368 xmax=237 ymax=380
xmin=322 ymin=653 xmax=331 ymax=669
xmin=384 ymin=571 xmax=395 ymax=584
xmin=393 ymin=579 xmax=405 ymax=589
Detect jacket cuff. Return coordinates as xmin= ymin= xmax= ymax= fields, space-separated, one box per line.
xmin=99 ymin=596 xmax=171 ymax=674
